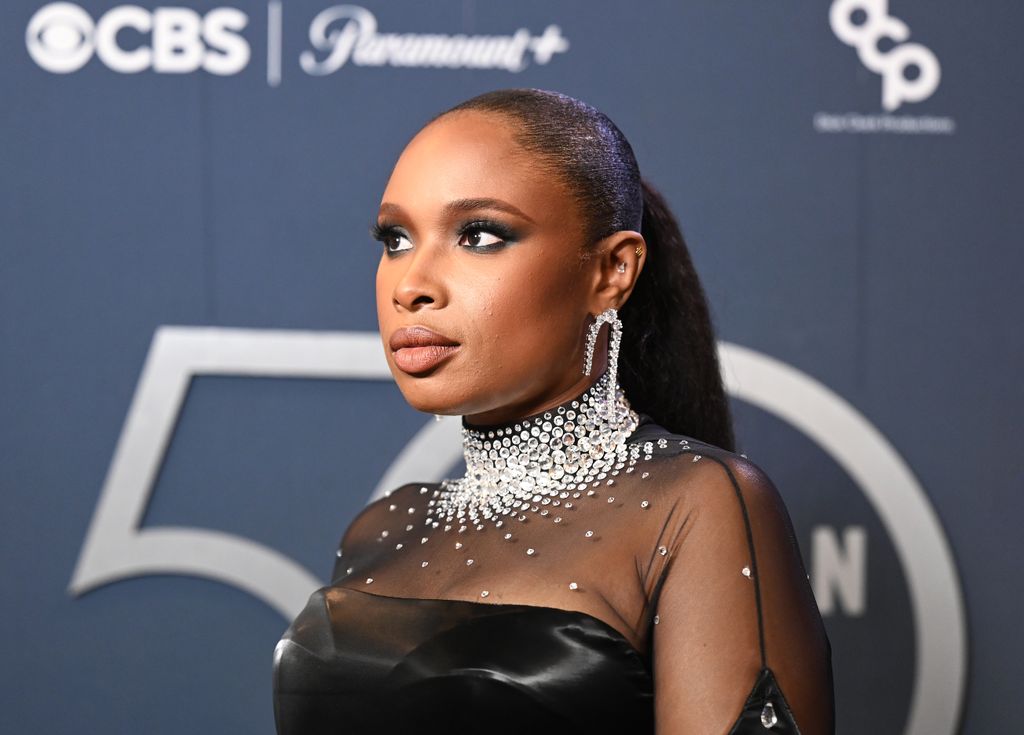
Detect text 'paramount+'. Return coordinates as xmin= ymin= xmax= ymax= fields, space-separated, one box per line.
xmin=25 ymin=2 xmax=570 ymax=78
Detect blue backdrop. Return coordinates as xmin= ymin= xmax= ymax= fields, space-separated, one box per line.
xmin=3 ymin=1 xmax=1020 ymax=733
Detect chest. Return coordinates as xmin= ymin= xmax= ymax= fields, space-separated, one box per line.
xmin=334 ymin=507 xmax=653 ymax=652
xmin=274 ymin=586 xmax=653 ymax=735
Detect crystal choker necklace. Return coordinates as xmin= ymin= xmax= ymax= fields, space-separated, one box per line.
xmin=426 ymin=371 xmax=641 ymax=531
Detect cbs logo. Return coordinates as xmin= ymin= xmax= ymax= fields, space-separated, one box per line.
xmin=26 ymin=2 xmax=250 ymax=75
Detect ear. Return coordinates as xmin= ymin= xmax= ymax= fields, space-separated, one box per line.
xmin=586 ymin=230 xmax=647 ymax=313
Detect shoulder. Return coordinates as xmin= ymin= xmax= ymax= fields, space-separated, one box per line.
xmin=627 ymin=424 xmax=787 ymax=526
xmin=629 ymin=427 xmax=807 ymax=593
xmin=337 ymin=482 xmax=434 ymax=553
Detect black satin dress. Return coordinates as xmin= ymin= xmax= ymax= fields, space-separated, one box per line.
xmin=274 ymin=589 xmax=655 ymax=733
xmin=273 ymin=416 xmax=834 ymax=734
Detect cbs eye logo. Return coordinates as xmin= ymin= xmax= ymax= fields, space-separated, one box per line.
xmin=830 ymin=0 xmax=941 ymax=111
xmin=25 ymin=2 xmax=250 ymax=75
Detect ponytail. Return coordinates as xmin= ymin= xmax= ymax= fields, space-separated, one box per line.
xmin=619 ymin=180 xmax=735 ymax=451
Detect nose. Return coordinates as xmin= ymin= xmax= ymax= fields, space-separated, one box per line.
xmin=390 ymin=243 xmax=447 ymax=312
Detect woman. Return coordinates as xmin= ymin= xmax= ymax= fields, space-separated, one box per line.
xmin=273 ymin=89 xmax=834 ymax=734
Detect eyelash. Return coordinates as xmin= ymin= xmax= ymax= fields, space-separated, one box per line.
xmin=370 ymin=219 xmax=518 ymax=256
xmin=370 ymin=222 xmax=408 ymax=254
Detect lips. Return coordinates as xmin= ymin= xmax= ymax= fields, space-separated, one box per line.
xmin=389 ymin=326 xmax=460 ymax=375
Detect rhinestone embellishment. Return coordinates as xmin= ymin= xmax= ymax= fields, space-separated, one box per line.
xmin=427 ymin=372 xmax=640 ymax=530
xmin=760 ymin=701 xmax=778 ymax=728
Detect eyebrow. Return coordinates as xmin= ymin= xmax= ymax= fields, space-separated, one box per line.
xmin=378 ymin=198 xmax=536 ymax=224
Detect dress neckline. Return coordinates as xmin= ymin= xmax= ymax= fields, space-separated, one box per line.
xmin=329 ymin=583 xmax=652 ymax=670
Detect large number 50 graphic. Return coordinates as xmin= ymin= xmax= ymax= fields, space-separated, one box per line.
xmin=67 ymin=326 xmax=463 ymax=621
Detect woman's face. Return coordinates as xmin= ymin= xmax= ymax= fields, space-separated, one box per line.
xmin=374 ymin=110 xmax=606 ymax=425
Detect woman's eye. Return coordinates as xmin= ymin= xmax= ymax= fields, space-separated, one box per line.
xmin=458 ymin=229 xmax=506 ymax=250
xmin=383 ymin=233 xmax=413 ymax=253
xmin=371 ymin=223 xmax=413 ymax=255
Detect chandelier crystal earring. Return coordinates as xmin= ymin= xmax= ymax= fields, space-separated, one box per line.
xmin=583 ymin=307 xmax=624 ymax=421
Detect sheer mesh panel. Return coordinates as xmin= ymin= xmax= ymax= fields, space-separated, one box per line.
xmin=329 ymin=422 xmax=834 ymax=735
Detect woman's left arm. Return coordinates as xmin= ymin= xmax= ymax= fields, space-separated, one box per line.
xmin=651 ymin=454 xmax=835 ymax=735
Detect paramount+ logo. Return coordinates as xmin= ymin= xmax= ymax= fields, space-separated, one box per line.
xmin=24 ymin=2 xmax=570 ymax=80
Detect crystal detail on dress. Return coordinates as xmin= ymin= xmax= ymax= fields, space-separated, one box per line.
xmin=427 ymin=371 xmax=640 ymax=530
xmin=742 ymin=566 xmax=753 ymax=578
xmin=760 ymin=701 xmax=778 ymax=728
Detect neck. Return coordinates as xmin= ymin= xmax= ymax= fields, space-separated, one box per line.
xmin=462 ymin=334 xmax=611 ymax=427
xmin=426 ymin=372 xmax=640 ymax=530
xmin=462 ymin=375 xmax=606 ymax=429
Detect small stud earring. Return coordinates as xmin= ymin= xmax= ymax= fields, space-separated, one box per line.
xmin=616 ymin=262 xmax=627 ymax=273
